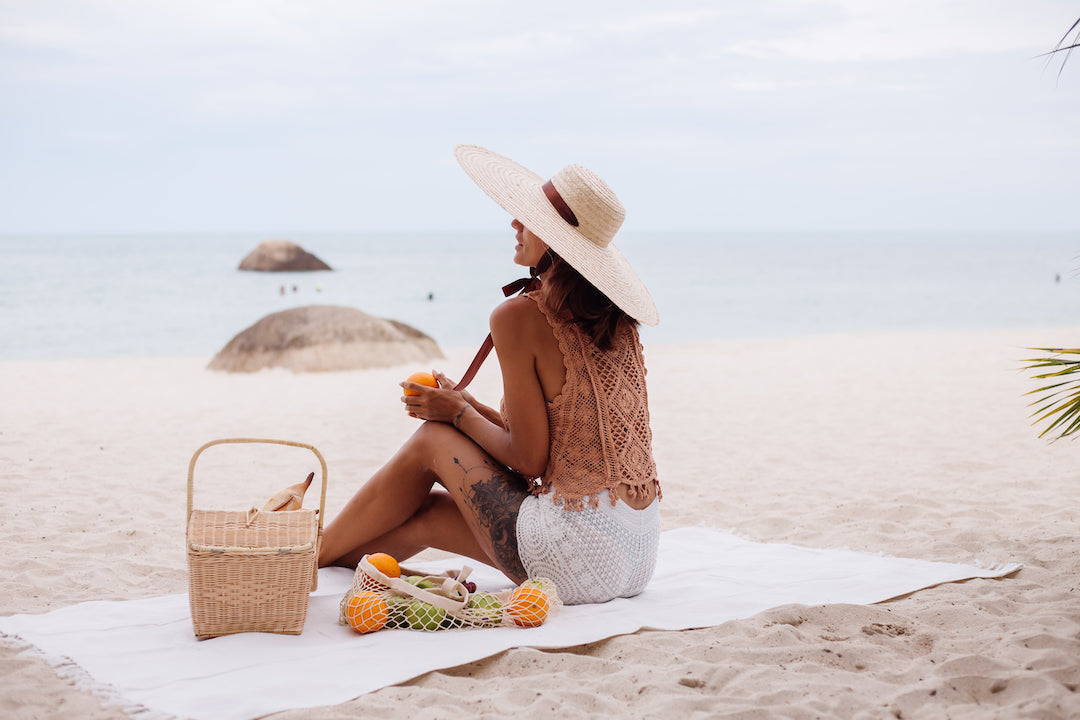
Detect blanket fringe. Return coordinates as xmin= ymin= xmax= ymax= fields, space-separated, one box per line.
xmin=2 ymin=632 xmax=178 ymax=720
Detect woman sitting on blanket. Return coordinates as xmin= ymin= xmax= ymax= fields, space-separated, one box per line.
xmin=319 ymin=145 xmax=661 ymax=605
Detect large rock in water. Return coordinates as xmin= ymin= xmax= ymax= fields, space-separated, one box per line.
xmin=208 ymin=305 xmax=443 ymax=373
xmin=238 ymin=240 xmax=332 ymax=272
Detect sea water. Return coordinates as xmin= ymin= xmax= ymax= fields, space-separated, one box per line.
xmin=0 ymin=231 xmax=1076 ymax=362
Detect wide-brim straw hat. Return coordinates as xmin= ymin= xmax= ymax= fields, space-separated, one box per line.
xmin=454 ymin=144 xmax=659 ymax=326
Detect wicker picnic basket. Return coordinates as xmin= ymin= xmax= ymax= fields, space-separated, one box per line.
xmin=186 ymin=438 xmax=328 ymax=639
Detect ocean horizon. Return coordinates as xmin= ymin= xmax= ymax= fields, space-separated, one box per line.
xmin=1 ymin=230 xmax=1077 ymax=363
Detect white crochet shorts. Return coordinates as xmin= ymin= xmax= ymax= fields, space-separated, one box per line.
xmin=515 ymin=489 xmax=660 ymax=605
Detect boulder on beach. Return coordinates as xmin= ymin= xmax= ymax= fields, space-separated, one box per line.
xmin=208 ymin=305 xmax=443 ymax=373
xmin=238 ymin=240 xmax=332 ymax=272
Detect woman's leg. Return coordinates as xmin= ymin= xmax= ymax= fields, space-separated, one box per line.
xmin=326 ymin=490 xmax=489 ymax=571
xmin=318 ymin=422 xmax=531 ymax=583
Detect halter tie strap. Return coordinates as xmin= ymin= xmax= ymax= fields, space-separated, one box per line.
xmin=454 ymin=253 xmax=552 ymax=392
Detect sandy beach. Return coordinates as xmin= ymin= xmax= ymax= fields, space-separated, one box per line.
xmin=2 ymin=327 xmax=1079 ymax=719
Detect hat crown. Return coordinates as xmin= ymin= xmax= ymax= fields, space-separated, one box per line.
xmin=550 ymin=164 xmax=625 ymax=249
xmin=454 ymin=143 xmax=658 ymax=325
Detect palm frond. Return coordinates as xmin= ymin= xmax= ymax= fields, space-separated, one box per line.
xmin=1037 ymin=17 xmax=1080 ymax=78
xmin=1024 ymin=348 xmax=1080 ymax=440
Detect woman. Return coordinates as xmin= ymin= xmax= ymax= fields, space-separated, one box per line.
xmin=318 ymin=145 xmax=661 ymax=605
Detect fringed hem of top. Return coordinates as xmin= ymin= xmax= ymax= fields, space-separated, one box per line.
xmin=540 ymin=480 xmax=662 ymax=511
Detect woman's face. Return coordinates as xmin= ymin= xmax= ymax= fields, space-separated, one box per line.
xmin=511 ymin=218 xmax=549 ymax=267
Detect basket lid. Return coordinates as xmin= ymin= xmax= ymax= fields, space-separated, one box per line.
xmin=187 ymin=507 xmax=318 ymax=551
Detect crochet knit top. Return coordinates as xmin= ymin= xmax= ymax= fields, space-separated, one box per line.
xmin=511 ymin=294 xmax=660 ymax=510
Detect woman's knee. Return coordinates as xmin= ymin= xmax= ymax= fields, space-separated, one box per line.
xmin=405 ymin=420 xmax=461 ymax=456
xmin=413 ymin=420 xmax=459 ymax=444
xmin=385 ymin=422 xmax=459 ymax=477
xmin=406 ymin=421 xmax=485 ymax=474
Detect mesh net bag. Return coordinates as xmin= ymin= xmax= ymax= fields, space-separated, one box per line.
xmin=339 ymin=555 xmax=561 ymax=633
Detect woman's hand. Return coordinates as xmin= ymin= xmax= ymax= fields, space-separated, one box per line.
xmin=432 ymin=371 xmax=477 ymax=406
xmin=432 ymin=371 xmax=509 ymax=430
xmin=400 ymin=373 xmax=468 ymax=424
xmin=397 ymin=295 xmax=550 ymax=478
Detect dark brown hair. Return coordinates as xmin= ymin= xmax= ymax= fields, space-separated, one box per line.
xmin=540 ymin=250 xmax=637 ymax=351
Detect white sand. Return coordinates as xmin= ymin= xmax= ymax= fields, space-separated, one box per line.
xmin=2 ymin=328 xmax=1079 ymax=719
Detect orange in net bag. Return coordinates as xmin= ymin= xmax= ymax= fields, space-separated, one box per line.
xmin=338 ymin=554 xmax=561 ymax=633
xmin=506 ymin=584 xmax=551 ymax=627
xmin=343 ymin=591 xmax=389 ymax=633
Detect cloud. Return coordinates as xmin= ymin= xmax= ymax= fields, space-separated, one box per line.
xmin=727 ymin=0 xmax=1076 ymax=62
xmin=0 ymin=18 xmax=86 ymax=53
xmin=605 ymin=9 xmax=724 ymax=36
xmin=1 ymin=0 xmax=1078 ymax=233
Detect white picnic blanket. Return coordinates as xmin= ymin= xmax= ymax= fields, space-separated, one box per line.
xmin=0 ymin=527 xmax=1020 ymax=720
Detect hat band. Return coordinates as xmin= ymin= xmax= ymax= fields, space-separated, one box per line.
xmin=542 ymin=180 xmax=579 ymax=228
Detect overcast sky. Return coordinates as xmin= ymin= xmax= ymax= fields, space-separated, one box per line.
xmin=2 ymin=0 xmax=1078 ymax=234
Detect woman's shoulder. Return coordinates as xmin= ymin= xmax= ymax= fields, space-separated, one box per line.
xmin=489 ymin=295 xmax=545 ymax=340
xmin=490 ymin=294 xmax=566 ymax=354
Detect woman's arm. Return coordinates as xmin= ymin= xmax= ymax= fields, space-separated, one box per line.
xmin=400 ymin=298 xmax=550 ymax=478
xmin=431 ymin=371 xmax=505 ymax=429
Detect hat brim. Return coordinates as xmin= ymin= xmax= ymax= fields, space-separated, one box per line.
xmin=455 ymin=145 xmax=659 ymax=327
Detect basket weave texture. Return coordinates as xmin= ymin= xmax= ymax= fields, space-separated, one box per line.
xmin=186 ymin=438 xmax=327 ymax=640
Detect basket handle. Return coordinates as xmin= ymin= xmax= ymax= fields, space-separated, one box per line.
xmin=186 ymin=438 xmax=329 ymax=531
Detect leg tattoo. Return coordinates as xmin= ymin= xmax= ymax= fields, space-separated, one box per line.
xmin=455 ymin=458 xmax=529 ymax=581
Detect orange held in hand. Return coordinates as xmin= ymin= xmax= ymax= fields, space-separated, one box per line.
xmin=366 ymin=552 xmax=401 ymax=578
xmin=344 ymin=591 xmax=389 ymax=633
xmin=506 ymin=585 xmax=550 ymax=627
xmin=403 ymin=371 xmax=438 ymax=396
